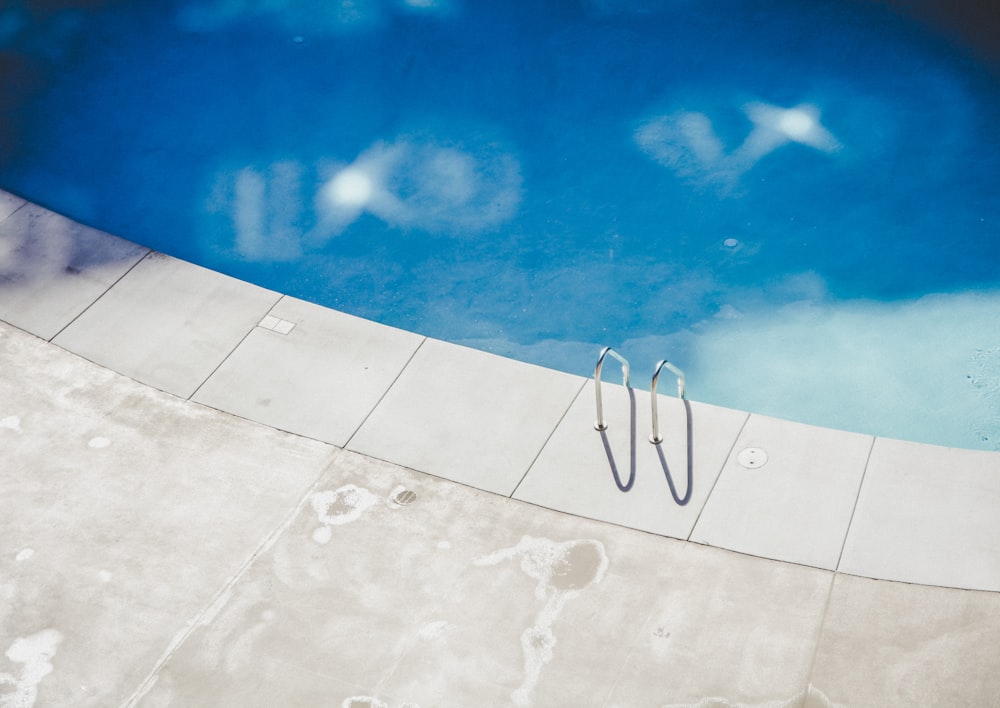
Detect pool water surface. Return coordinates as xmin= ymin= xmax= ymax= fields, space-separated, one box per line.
xmin=0 ymin=0 xmax=998 ymax=449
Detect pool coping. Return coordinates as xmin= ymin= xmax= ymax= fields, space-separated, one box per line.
xmin=2 ymin=188 xmax=999 ymax=593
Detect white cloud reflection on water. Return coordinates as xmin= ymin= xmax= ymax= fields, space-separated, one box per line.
xmin=635 ymin=101 xmax=841 ymax=189
xmin=459 ymin=286 xmax=1000 ymax=451
xmin=207 ymin=134 xmax=522 ymax=261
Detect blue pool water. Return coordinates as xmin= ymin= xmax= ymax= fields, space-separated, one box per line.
xmin=1 ymin=0 xmax=999 ymax=450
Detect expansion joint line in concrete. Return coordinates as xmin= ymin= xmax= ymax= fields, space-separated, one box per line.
xmin=48 ymin=248 xmax=153 ymax=344
xmin=186 ymin=292 xmax=285 ymax=402
xmin=1 ymin=199 xmax=28 ymax=225
xmin=342 ymin=335 xmax=429 ymax=449
xmin=119 ymin=448 xmax=343 ymax=708
xmin=834 ymin=436 xmax=877 ymax=571
xmin=801 ymin=570 xmax=840 ymax=701
xmin=684 ymin=411 xmax=751 ymax=542
xmin=509 ymin=378 xmax=589 ymax=498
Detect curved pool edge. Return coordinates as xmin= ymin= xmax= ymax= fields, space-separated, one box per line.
xmin=1 ymin=188 xmax=999 ymax=594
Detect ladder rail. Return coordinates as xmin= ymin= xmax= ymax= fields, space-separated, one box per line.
xmin=593 ymin=346 xmax=630 ymax=431
xmin=649 ymin=359 xmax=686 ymax=444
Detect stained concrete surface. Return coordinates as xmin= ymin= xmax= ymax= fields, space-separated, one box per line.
xmin=0 ymin=323 xmax=336 ymax=706
xmin=137 ymin=449 xmax=833 ymax=708
xmin=806 ymin=573 xmax=1000 ymax=707
xmin=5 ymin=322 xmax=1000 ymax=706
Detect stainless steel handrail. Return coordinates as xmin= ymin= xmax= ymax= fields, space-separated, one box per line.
xmin=649 ymin=359 xmax=686 ymax=444
xmin=593 ymin=346 xmax=630 ymax=431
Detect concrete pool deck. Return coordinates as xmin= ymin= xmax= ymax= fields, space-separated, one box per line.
xmin=2 ymin=190 xmax=1000 ymax=706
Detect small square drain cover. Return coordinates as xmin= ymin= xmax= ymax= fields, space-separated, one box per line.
xmin=258 ymin=315 xmax=296 ymax=335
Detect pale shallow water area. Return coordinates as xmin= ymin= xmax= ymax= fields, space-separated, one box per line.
xmin=0 ymin=0 xmax=998 ymax=449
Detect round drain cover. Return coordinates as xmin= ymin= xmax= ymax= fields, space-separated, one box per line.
xmin=393 ymin=489 xmax=417 ymax=506
xmin=737 ymin=447 xmax=768 ymax=469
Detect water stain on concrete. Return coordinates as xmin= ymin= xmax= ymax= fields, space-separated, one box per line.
xmin=415 ymin=620 xmax=450 ymax=642
xmin=475 ymin=536 xmax=609 ymax=706
xmin=343 ymin=698 xmax=386 ymax=708
xmin=549 ymin=541 xmax=605 ymax=592
xmin=658 ymin=686 xmax=844 ymax=708
xmin=0 ymin=628 xmax=64 ymax=708
xmin=309 ymin=484 xmax=381 ymax=544
xmin=0 ymin=416 xmax=21 ymax=433
xmin=341 ymin=697 xmax=421 ymax=708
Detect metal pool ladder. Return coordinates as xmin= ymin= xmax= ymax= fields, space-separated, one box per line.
xmin=592 ymin=348 xmax=686 ymax=443
xmin=592 ymin=347 xmax=692 ymax=505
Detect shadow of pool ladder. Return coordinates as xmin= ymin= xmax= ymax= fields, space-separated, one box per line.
xmin=592 ymin=346 xmax=693 ymax=505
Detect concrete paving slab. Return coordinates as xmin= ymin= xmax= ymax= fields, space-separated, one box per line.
xmin=136 ymin=451 xmax=510 ymax=707
xmin=690 ymin=415 xmax=874 ymax=570
xmin=515 ymin=380 xmax=748 ymax=539
xmin=838 ymin=438 xmax=1000 ymax=590
xmin=0 ymin=189 xmax=25 ymax=222
xmin=603 ymin=543 xmax=832 ymax=707
xmin=53 ymin=252 xmax=280 ymax=398
xmin=0 ymin=323 xmax=337 ymax=707
xmin=135 ymin=449 xmax=833 ymax=708
xmin=347 ymin=339 xmax=584 ymax=496
xmin=805 ymin=573 xmax=1000 ymax=707
xmin=0 ymin=202 xmax=149 ymax=339
xmin=192 ymin=296 xmax=424 ymax=446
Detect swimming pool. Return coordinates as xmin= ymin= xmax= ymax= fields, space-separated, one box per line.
xmin=1 ymin=0 xmax=998 ymax=450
